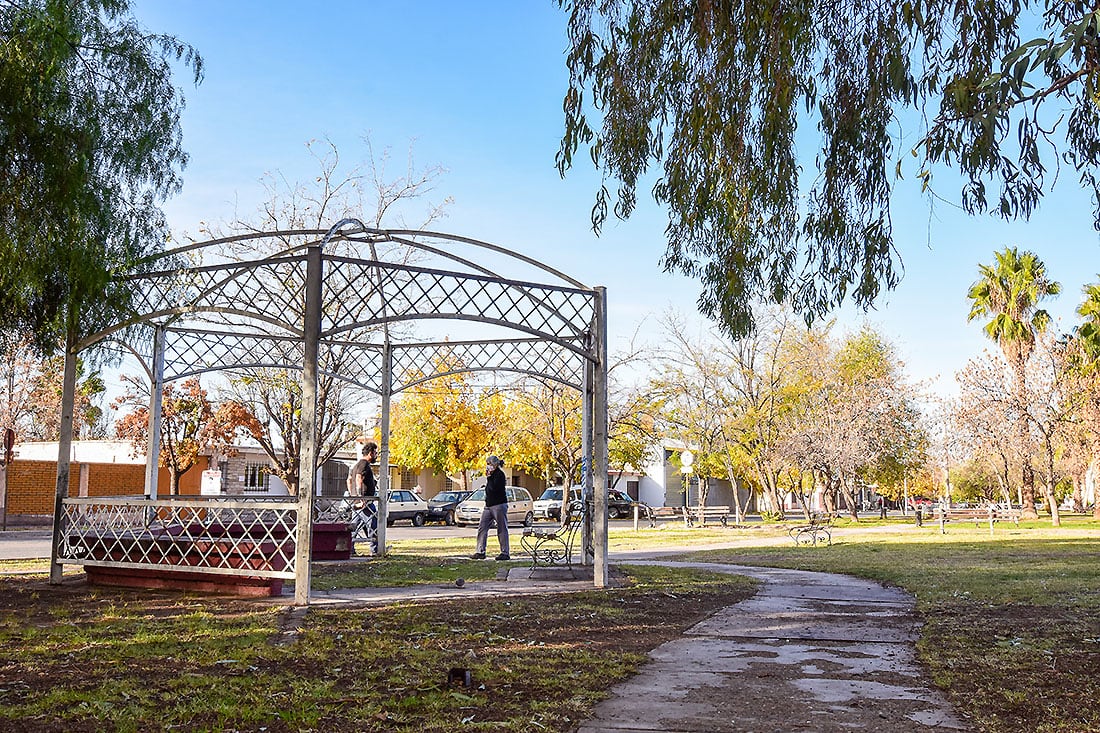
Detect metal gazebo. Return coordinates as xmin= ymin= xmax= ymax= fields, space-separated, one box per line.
xmin=49 ymin=219 xmax=609 ymax=604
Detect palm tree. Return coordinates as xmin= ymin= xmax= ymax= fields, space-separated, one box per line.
xmin=967 ymin=246 xmax=1061 ymax=519
xmin=1074 ymin=279 xmax=1100 ymax=519
xmin=1075 ymin=280 xmax=1100 ymax=359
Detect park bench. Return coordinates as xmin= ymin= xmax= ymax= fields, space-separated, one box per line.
xmin=685 ymin=505 xmax=732 ymax=527
xmin=787 ymin=514 xmax=833 ymax=546
xmin=521 ymin=499 xmax=585 ymax=576
xmin=637 ymin=505 xmax=681 ymax=527
xmin=933 ymin=505 xmax=1021 ymax=536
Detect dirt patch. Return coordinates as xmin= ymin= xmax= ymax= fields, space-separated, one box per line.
xmin=921 ymin=601 xmax=1100 ymax=733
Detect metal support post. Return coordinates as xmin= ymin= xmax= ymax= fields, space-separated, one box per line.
xmin=592 ymin=286 xmax=609 ymax=588
xmin=145 ymin=325 xmax=166 ymax=500
xmin=377 ymin=343 xmax=393 ymax=554
xmin=294 ymin=241 xmax=323 ymax=605
xmin=581 ymin=351 xmax=593 ymax=565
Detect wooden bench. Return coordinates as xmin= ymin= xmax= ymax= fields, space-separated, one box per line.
xmin=685 ymin=505 xmax=732 ymax=527
xmin=521 ymin=499 xmax=584 ymax=576
xmin=637 ymin=505 xmax=678 ymax=527
xmin=787 ymin=514 xmax=833 ymax=546
xmin=934 ymin=505 xmax=1021 ymax=536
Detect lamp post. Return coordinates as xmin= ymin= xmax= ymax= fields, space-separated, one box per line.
xmin=681 ymin=450 xmax=694 ymax=527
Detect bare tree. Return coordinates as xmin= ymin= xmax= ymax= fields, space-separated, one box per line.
xmin=202 ymin=138 xmax=451 ymax=493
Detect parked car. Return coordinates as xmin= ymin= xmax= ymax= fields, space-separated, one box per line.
xmin=386 ymin=489 xmax=429 ymax=526
xmin=455 ymin=486 xmax=535 ymax=527
xmin=425 ymin=489 xmax=472 ymax=525
xmin=533 ymin=486 xmax=581 ymax=521
xmin=534 ymin=486 xmax=638 ymax=520
xmin=607 ymin=489 xmax=636 ymax=519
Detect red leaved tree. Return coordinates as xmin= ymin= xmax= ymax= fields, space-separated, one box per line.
xmin=113 ymin=376 xmax=244 ymax=495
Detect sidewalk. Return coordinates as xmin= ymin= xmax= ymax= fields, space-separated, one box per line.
xmin=576 ymin=560 xmax=969 ymax=732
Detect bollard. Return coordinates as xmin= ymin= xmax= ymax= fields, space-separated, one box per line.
xmin=915 ymin=508 xmax=922 ymax=527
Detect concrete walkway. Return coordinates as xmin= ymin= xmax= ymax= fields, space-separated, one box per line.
xmin=576 ymin=561 xmax=969 ymax=733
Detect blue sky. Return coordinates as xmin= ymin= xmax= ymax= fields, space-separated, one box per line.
xmin=130 ymin=1 xmax=1100 ymax=398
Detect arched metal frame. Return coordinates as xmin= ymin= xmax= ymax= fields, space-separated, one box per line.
xmin=49 ymin=220 xmax=610 ymax=603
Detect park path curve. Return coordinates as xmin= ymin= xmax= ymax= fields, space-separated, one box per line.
xmin=575 ymin=561 xmax=970 ymax=733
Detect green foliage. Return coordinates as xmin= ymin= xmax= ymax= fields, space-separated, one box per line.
xmin=558 ymin=1 xmax=1099 ymax=337
xmin=950 ymin=459 xmax=1001 ymax=503
xmin=0 ymin=0 xmax=201 ymax=352
xmin=1075 ymin=280 xmax=1100 ymax=360
xmin=967 ymin=246 xmax=1061 ymax=366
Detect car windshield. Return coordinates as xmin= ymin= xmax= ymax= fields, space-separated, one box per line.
xmin=433 ymin=491 xmax=465 ymax=503
xmin=538 ymin=488 xmax=563 ymax=501
xmin=465 ymin=489 xmax=485 ymax=502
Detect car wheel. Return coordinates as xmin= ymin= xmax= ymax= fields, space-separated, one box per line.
xmin=445 ymin=510 xmax=456 ymax=526
xmin=412 ymin=513 xmax=426 ymax=527
xmin=523 ymin=511 xmax=534 ymax=527
xmin=608 ymin=506 xmax=621 ymax=519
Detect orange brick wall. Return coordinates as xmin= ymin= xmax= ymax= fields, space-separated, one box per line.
xmin=87 ymin=463 xmax=148 ymax=498
xmin=4 ymin=460 xmax=59 ymax=515
xmin=2 ymin=460 xmax=204 ymax=515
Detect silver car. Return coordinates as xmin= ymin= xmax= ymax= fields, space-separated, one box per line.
xmin=455 ymin=486 xmax=535 ymax=527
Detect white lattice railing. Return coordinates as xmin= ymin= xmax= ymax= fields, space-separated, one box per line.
xmin=57 ymin=496 xmax=300 ymax=579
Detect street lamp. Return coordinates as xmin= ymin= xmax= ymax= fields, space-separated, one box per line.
xmin=681 ymin=450 xmax=694 ymax=526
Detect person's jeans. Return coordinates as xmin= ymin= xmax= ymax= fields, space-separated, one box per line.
xmin=351 ymin=501 xmax=378 ymax=554
xmin=475 ymin=503 xmax=510 ymax=556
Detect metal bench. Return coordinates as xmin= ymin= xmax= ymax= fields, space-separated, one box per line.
xmin=787 ymin=514 xmax=833 ymax=546
xmin=521 ymin=499 xmax=585 ymax=576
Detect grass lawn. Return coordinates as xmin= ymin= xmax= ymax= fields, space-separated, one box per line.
xmin=1 ymin=516 xmax=1098 ymax=732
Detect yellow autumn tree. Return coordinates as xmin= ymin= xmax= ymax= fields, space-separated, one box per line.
xmin=389 ymin=357 xmax=508 ymax=490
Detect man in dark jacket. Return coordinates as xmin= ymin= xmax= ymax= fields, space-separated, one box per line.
xmin=472 ymin=455 xmax=510 ymax=560
xmin=347 ymin=440 xmax=379 ymax=555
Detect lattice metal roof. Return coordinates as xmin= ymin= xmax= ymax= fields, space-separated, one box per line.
xmin=80 ymin=223 xmax=600 ymax=391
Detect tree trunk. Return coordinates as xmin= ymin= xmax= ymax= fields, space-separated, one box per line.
xmin=1011 ymin=357 xmax=1038 ymax=519
xmin=756 ymin=463 xmax=784 ymax=519
xmin=1020 ymin=461 xmax=1038 ymax=519
xmin=1090 ymin=457 xmax=1100 ymax=520
xmin=841 ymin=476 xmax=859 ymax=520
xmin=1045 ymin=482 xmax=1060 ymax=527
xmin=720 ymin=458 xmax=745 ymax=523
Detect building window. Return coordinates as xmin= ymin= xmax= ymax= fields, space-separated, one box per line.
xmin=243 ymin=462 xmax=269 ymax=492
xmin=399 ymin=467 xmax=416 ymax=490
xmin=444 ymin=476 xmax=454 ymax=490
xmin=627 ymin=480 xmax=639 ymax=501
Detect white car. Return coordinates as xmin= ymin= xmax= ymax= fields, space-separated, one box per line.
xmin=385 ymin=489 xmax=429 ymax=526
xmin=533 ymin=486 xmax=582 ymax=521
xmin=455 ymin=486 xmax=535 ymax=527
